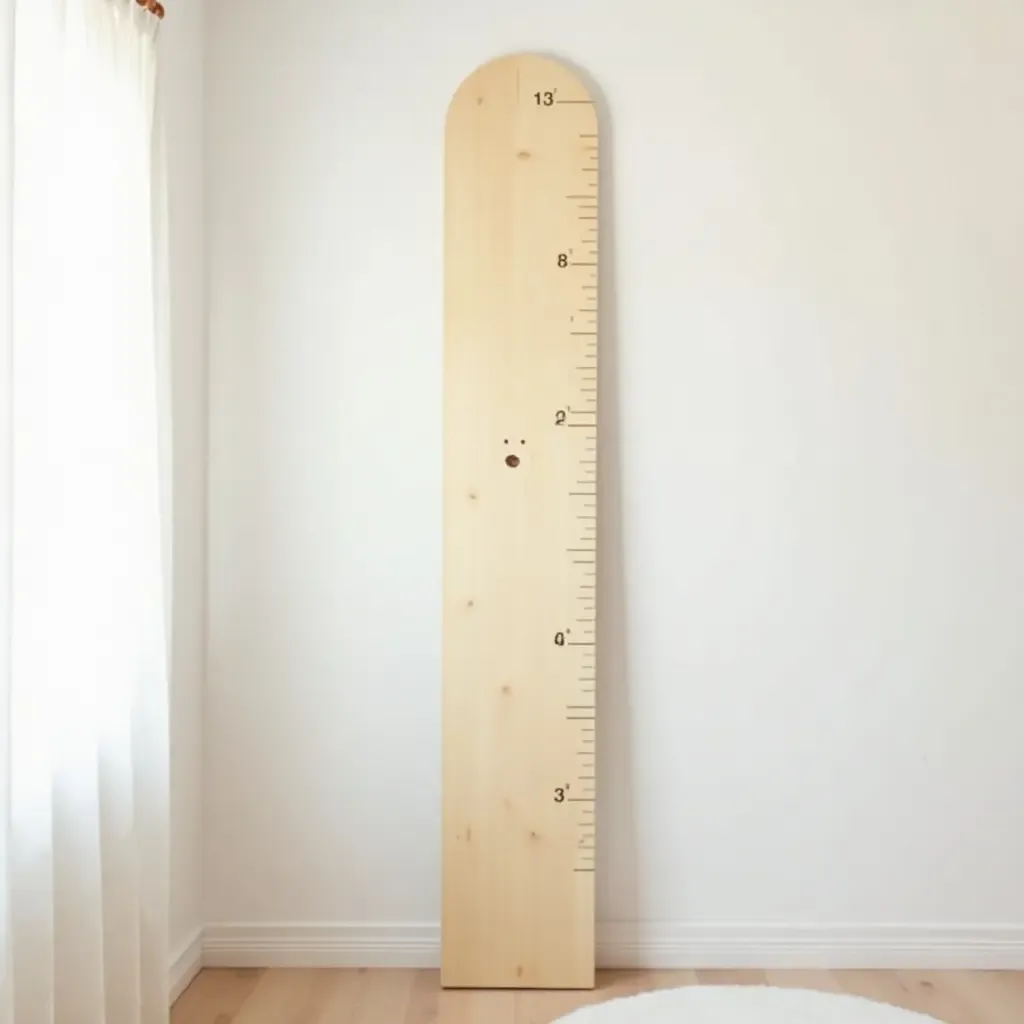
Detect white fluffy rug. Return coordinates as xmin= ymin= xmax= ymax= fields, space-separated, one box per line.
xmin=556 ymin=986 xmax=944 ymax=1023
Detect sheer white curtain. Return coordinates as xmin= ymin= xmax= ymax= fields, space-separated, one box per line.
xmin=0 ymin=1 xmax=171 ymax=1022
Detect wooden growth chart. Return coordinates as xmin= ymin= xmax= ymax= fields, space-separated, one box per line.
xmin=442 ymin=54 xmax=599 ymax=990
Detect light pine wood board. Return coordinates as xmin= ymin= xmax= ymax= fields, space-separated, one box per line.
xmin=442 ymin=54 xmax=599 ymax=990
xmin=172 ymin=969 xmax=1024 ymax=1024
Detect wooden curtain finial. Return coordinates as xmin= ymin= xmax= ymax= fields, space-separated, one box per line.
xmin=135 ymin=0 xmax=166 ymax=18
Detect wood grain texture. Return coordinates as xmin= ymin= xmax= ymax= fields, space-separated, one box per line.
xmin=173 ymin=969 xmax=1024 ymax=1023
xmin=442 ymin=53 xmax=599 ymax=990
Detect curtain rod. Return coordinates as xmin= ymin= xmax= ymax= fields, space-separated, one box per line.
xmin=135 ymin=0 xmax=166 ymax=18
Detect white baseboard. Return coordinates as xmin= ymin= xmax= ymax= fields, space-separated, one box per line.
xmin=204 ymin=922 xmax=439 ymax=969
xmin=170 ymin=927 xmax=205 ymax=1004
xmin=202 ymin=922 xmax=1024 ymax=971
xmin=597 ymin=923 xmax=1024 ymax=970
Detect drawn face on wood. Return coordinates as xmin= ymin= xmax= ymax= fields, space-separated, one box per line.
xmin=503 ymin=438 xmax=526 ymax=467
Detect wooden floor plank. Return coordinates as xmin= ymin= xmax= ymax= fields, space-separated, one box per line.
xmin=516 ymin=986 xmax=600 ymax=1024
xmin=170 ymin=968 xmax=264 ymax=1024
xmin=438 ymin=988 xmax=516 ymax=1024
xmin=836 ymin=969 xmax=921 ymax=1013
xmin=894 ymin=971 xmax=982 ymax=1024
xmin=352 ymin=971 xmax=417 ymax=1024
xmin=230 ymin=969 xmax=339 ymax=1024
xmin=300 ymin=968 xmax=375 ymax=1023
xmin=694 ymin=968 xmax=768 ymax=986
xmin=629 ymin=969 xmax=700 ymax=993
xmin=172 ymin=968 xmax=1024 ymax=1023
xmin=405 ymin=970 xmax=443 ymax=1024
xmin=942 ymin=970 xmax=1024 ymax=1024
xmin=765 ymin=969 xmax=847 ymax=994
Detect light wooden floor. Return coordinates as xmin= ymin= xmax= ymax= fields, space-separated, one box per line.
xmin=172 ymin=967 xmax=1024 ymax=1023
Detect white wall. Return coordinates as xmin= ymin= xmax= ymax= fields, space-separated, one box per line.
xmin=205 ymin=0 xmax=1024 ymax=960
xmin=160 ymin=0 xmax=207 ymax=974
